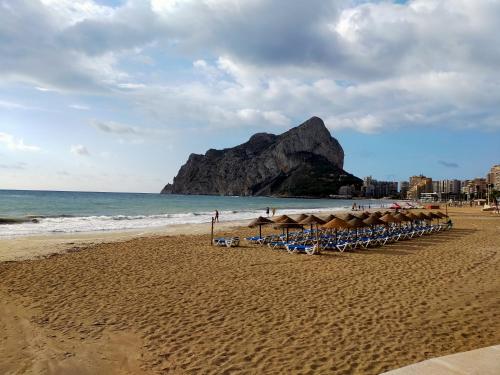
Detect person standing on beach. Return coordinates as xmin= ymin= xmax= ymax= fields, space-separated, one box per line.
xmin=266 ymin=207 xmax=270 ymax=217
xmin=215 ymin=210 xmax=219 ymax=222
xmin=272 ymin=207 xmax=276 ymax=216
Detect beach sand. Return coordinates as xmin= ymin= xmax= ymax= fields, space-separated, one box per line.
xmin=0 ymin=207 xmax=499 ymax=374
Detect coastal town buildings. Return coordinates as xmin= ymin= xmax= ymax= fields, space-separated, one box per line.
xmin=369 ymin=164 xmax=498 ymax=201
xmin=487 ymin=164 xmax=500 ymax=190
xmin=461 ymin=178 xmax=488 ymax=199
xmin=431 ymin=179 xmax=462 ymax=200
xmin=362 ymin=176 xmax=398 ymax=198
xmin=399 ymin=181 xmax=409 ymax=198
xmin=407 ymin=175 xmax=433 ymax=200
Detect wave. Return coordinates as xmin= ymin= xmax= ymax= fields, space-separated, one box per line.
xmin=0 ymin=202 xmax=392 ymax=239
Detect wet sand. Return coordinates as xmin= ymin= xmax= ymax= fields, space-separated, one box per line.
xmin=0 ymin=207 xmax=499 ymax=374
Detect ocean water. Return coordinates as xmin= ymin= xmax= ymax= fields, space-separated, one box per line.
xmin=0 ymin=190 xmax=394 ymax=238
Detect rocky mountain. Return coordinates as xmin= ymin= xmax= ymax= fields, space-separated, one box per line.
xmin=161 ymin=116 xmax=362 ymax=197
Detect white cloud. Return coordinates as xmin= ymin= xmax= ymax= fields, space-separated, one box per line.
xmin=1 ymin=0 xmax=500 ymax=134
xmin=0 ymin=162 xmax=27 ymax=170
xmin=70 ymin=144 xmax=90 ymax=156
xmin=0 ymin=132 xmax=41 ymax=152
xmin=69 ymin=104 xmax=90 ymax=110
xmin=0 ymin=100 xmax=41 ymax=111
xmin=90 ymin=119 xmax=142 ymax=135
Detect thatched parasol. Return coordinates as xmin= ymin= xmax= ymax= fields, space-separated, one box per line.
xmin=322 ymin=218 xmax=351 ymax=230
xmin=323 ymin=214 xmax=337 ymax=222
xmin=300 ymin=215 xmax=326 ymax=240
xmin=355 ymin=212 xmax=370 ymax=219
xmin=248 ymin=216 xmax=273 ymax=239
xmin=436 ymin=211 xmax=448 ymax=218
xmin=274 ymin=217 xmax=302 ymax=242
xmin=416 ymin=212 xmax=432 ymax=220
xmin=394 ymin=212 xmax=412 ymax=222
xmin=429 ymin=212 xmax=442 ymax=219
xmin=295 ymin=213 xmax=309 ymax=222
xmin=405 ymin=212 xmax=419 ymax=220
xmin=272 ymin=215 xmax=292 ymax=223
xmin=347 ymin=217 xmax=368 ymax=239
xmin=322 ymin=217 xmax=351 ymax=243
xmin=363 ymin=215 xmax=385 ymax=236
xmin=363 ymin=215 xmax=385 ymax=226
xmin=339 ymin=213 xmax=355 ymax=221
xmin=347 ymin=217 xmax=368 ymax=228
xmin=379 ymin=213 xmax=401 ymax=224
xmin=372 ymin=211 xmax=383 ymax=217
xmin=300 ymin=215 xmax=326 ymax=226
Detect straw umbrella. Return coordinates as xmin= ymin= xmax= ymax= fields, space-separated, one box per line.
xmin=379 ymin=213 xmax=401 ymax=224
xmin=403 ymin=212 xmax=418 ymax=228
xmin=428 ymin=211 xmax=442 ymax=225
xmin=405 ymin=212 xmax=418 ymax=221
xmin=347 ymin=217 xmax=368 ymax=239
xmin=300 ymin=215 xmax=326 ymax=241
xmin=340 ymin=213 xmax=355 ymax=221
xmin=394 ymin=212 xmax=411 ymax=224
xmin=322 ymin=217 xmax=351 ymax=243
xmin=248 ymin=216 xmax=273 ymax=239
xmin=436 ymin=211 xmax=448 ymax=218
xmin=417 ymin=212 xmax=432 ymax=220
xmin=415 ymin=212 xmax=431 ymax=226
xmin=429 ymin=212 xmax=442 ymax=219
xmin=274 ymin=217 xmax=302 ymax=242
xmin=295 ymin=213 xmax=309 ymax=223
xmin=372 ymin=211 xmax=383 ymax=217
xmin=323 ymin=214 xmax=337 ymax=222
xmin=379 ymin=213 xmax=401 ymax=233
xmin=363 ymin=215 xmax=385 ymax=235
xmin=355 ymin=212 xmax=370 ymax=220
xmin=272 ymin=214 xmax=291 ymax=223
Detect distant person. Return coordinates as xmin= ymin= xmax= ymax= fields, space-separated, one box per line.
xmin=272 ymin=207 xmax=276 ymax=216
xmin=215 ymin=209 xmax=219 ymax=222
xmin=446 ymin=218 xmax=453 ymax=229
xmin=266 ymin=207 xmax=270 ymax=217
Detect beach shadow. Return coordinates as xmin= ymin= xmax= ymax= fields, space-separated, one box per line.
xmin=349 ymin=248 xmax=413 ymax=256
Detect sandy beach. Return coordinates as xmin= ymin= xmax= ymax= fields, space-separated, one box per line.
xmin=0 ymin=207 xmax=499 ymax=374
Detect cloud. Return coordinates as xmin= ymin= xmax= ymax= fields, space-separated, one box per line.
xmin=0 ymin=162 xmax=27 ymax=170
xmin=69 ymin=104 xmax=90 ymax=110
xmin=0 ymin=132 xmax=41 ymax=152
xmin=90 ymin=119 xmax=142 ymax=135
xmin=0 ymin=100 xmax=41 ymax=111
xmin=438 ymin=160 xmax=459 ymax=168
xmin=70 ymin=144 xmax=90 ymax=156
xmin=1 ymin=0 xmax=500 ymax=134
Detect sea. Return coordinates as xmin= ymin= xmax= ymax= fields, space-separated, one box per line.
xmin=0 ymin=190 xmax=394 ymax=238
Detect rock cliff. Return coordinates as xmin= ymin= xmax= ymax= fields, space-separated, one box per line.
xmin=161 ymin=117 xmax=361 ymax=197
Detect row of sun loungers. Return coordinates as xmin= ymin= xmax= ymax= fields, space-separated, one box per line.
xmin=244 ymin=222 xmax=451 ymax=255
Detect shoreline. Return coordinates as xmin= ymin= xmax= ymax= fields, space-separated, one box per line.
xmin=0 ymin=204 xmax=394 ymax=262
xmin=0 ymin=205 xmax=490 ymax=263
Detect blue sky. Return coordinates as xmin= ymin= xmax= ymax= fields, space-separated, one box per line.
xmin=1 ymin=0 xmax=499 ymax=192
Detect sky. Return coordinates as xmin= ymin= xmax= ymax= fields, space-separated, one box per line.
xmin=0 ymin=0 xmax=499 ymax=193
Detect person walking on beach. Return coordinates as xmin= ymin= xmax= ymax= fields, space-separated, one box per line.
xmin=272 ymin=207 xmax=276 ymax=216
xmin=266 ymin=207 xmax=270 ymax=217
xmin=214 ymin=209 xmax=219 ymax=222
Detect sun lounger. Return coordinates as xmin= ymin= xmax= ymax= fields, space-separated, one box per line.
xmin=285 ymin=243 xmax=319 ymax=255
xmin=213 ymin=237 xmax=240 ymax=247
